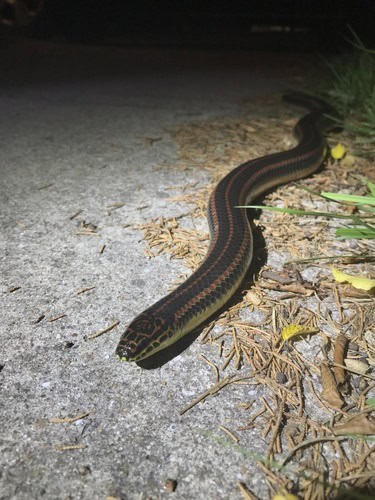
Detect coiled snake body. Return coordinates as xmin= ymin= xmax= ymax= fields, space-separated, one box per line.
xmin=116 ymin=93 xmax=340 ymax=362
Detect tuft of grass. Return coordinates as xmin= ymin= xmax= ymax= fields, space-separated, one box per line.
xmin=240 ymin=179 xmax=375 ymax=259
xmin=324 ymin=26 xmax=375 ymax=157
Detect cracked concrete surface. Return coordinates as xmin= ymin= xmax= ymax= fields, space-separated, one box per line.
xmin=1 ymin=37 xmax=308 ymax=499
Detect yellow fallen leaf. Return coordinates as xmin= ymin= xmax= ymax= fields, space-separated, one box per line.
xmin=281 ymin=324 xmax=318 ymax=341
xmin=331 ymin=143 xmax=346 ymax=159
xmin=332 ymin=268 xmax=375 ymax=291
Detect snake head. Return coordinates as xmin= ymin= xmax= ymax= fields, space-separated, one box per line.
xmin=116 ymin=311 xmax=170 ymax=362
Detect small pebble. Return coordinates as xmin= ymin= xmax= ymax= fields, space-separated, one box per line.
xmin=64 ymin=341 xmax=74 ymax=349
xmin=275 ymin=372 xmax=288 ymax=384
xmin=78 ymin=466 xmax=91 ymax=476
xmin=164 ymin=479 xmax=177 ymax=492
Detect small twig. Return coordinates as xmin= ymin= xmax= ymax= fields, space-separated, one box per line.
xmin=38 ymin=183 xmax=54 ymax=190
xmin=221 ymin=348 xmax=235 ymax=371
xmin=280 ymin=436 xmax=347 ymax=467
xmin=238 ymin=400 xmax=255 ymax=411
xmin=218 ymin=425 xmax=240 ymax=443
xmin=237 ymin=481 xmax=256 ymax=500
xmin=344 ymin=444 xmax=375 ymax=473
xmin=200 ymin=323 xmax=215 ymax=343
xmin=248 ymin=405 xmax=268 ymax=424
xmin=76 ymin=286 xmax=96 ymax=295
xmin=266 ymin=392 xmax=287 ymax=460
xmin=87 ymin=320 xmax=120 ymax=339
xmin=48 ymin=314 xmax=66 ymax=323
xmin=106 ymin=203 xmax=125 ymax=214
xmin=335 ymin=471 xmax=375 ymax=483
xmin=256 ymin=461 xmax=284 ymax=487
xmin=296 ymin=372 xmax=304 ymax=417
xmin=49 ymin=412 xmax=90 ymax=424
xmin=179 ymin=376 xmax=234 ymax=415
xmin=199 ymin=354 xmax=220 ymax=383
xmin=76 ymin=230 xmax=100 ymax=237
xmin=262 ymin=349 xmax=304 ymax=374
xmin=69 ymin=209 xmax=83 ymax=220
xmin=54 ymin=444 xmax=87 ymax=451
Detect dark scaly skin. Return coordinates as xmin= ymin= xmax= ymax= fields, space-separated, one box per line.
xmin=116 ymin=93 xmax=341 ymax=362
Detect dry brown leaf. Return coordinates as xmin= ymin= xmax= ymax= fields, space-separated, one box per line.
xmin=320 ymin=363 xmax=344 ymax=409
xmin=258 ymin=281 xmax=314 ymax=296
xmin=332 ymin=414 xmax=375 ymax=436
xmin=333 ymin=334 xmax=348 ymax=386
xmin=262 ymin=270 xmax=295 ymax=284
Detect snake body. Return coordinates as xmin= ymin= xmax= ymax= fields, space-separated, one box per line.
xmin=116 ymin=93 xmax=340 ymax=362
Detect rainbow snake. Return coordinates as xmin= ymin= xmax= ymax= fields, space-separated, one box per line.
xmin=116 ymin=93 xmax=340 ymax=362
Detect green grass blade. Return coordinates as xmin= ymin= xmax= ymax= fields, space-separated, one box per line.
xmin=346 ymin=217 xmax=375 ymax=231
xmin=294 ymin=184 xmax=351 ymax=204
xmin=236 ymin=205 xmax=357 ymax=219
xmin=320 ymin=192 xmax=375 ymax=205
xmin=359 ymin=206 xmax=375 ymax=214
xmin=336 ymin=227 xmax=375 ymax=239
xmin=367 ymin=180 xmax=375 ymax=196
xmin=345 ymin=25 xmax=375 ymax=54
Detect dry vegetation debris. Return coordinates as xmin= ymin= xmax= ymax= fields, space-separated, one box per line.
xmin=138 ymin=95 xmax=374 ymax=498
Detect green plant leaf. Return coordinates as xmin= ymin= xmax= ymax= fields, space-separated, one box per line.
xmin=367 ymin=180 xmax=375 ymax=196
xmin=321 ymin=192 xmax=375 ymax=205
xmin=335 ymin=227 xmax=375 ymax=239
xmin=238 ymin=205 xmax=356 ymax=219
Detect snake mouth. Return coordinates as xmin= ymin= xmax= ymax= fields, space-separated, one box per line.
xmin=116 ymin=342 xmax=135 ymax=362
